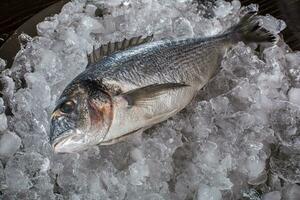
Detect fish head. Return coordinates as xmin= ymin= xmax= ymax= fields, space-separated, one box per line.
xmin=50 ymin=81 xmax=113 ymax=153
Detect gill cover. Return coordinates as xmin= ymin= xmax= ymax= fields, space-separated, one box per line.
xmin=86 ymin=91 xmax=114 ymax=143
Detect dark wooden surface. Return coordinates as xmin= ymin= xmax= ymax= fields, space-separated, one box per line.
xmin=0 ymin=0 xmax=68 ymax=67
xmin=0 ymin=0 xmax=299 ymax=49
xmin=0 ymin=0 xmax=61 ymax=44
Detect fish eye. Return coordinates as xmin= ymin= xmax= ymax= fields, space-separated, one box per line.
xmin=60 ymin=100 xmax=76 ymax=114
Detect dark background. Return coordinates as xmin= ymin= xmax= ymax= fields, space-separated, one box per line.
xmin=0 ymin=0 xmax=61 ymax=44
xmin=0 ymin=0 xmax=299 ymax=49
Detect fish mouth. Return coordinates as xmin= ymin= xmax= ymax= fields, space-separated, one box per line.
xmin=51 ymin=129 xmax=88 ymax=153
xmin=50 ymin=116 xmax=75 ymax=142
xmin=51 ymin=130 xmax=73 ymax=153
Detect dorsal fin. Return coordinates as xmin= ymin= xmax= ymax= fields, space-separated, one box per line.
xmin=87 ymin=35 xmax=153 ymax=67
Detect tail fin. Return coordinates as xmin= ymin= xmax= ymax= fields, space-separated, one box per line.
xmin=228 ymin=12 xmax=277 ymax=44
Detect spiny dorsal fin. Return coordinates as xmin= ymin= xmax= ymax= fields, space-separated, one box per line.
xmin=87 ymin=35 xmax=153 ymax=67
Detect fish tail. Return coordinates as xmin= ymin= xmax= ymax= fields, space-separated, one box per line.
xmin=227 ymin=12 xmax=277 ymax=44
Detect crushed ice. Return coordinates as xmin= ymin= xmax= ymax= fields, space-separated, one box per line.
xmin=0 ymin=0 xmax=299 ymax=199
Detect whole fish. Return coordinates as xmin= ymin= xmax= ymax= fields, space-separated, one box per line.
xmin=50 ymin=13 xmax=275 ymax=153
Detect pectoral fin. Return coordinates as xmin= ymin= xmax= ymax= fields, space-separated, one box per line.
xmin=121 ymin=83 xmax=190 ymax=107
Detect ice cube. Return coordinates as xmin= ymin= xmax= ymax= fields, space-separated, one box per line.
xmin=0 ymin=58 xmax=6 ymax=71
xmin=242 ymin=188 xmax=261 ymax=200
xmin=213 ymin=0 xmax=234 ymax=18
xmin=194 ymin=18 xmax=223 ymax=37
xmin=22 ymin=135 xmax=52 ymax=157
xmin=76 ymin=15 xmax=105 ymax=34
xmin=102 ymin=16 xmax=117 ymax=34
xmin=173 ymin=17 xmax=194 ymax=38
xmin=0 ymin=132 xmax=21 ymax=158
xmin=269 ymin=102 xmax=300 ymax=150
xmin=0 ymin=160 xmax=6 ymax=190
xmin=0 ymin=75 xmax=15 ymax=105
xmin=248 ymin=170 xmax=267 ymax=186
xmin=270 ymin=146 xmax=300 ymax=183
xmin=25 ymin=73 xmax=51 ymax=109
xmin=0 ymin=113 xmax=7 ymax=132
xmin=37 ymin=18 xmax=59 ymax=37
xmin=288 ymin=88 xmax=300 ymax=106
xmin=262 ymin=191 xmax=281 ymax=200
xmin=60 ymin=1 xmax=85 ymax=15
xmin=5 ymin=166 xmax=32 ymax=192
xmin=85 ymin=4 xmax=97 ymax=16
xmin=195 ymin=184 xmax=222 ymax=200
xmin=0 ymin=98 xmax=5 ymax=115
xmin=128 ymin=161 xmax=149 ymax=185
xmin=4 ymin=152 xmax=53 ymax=196
xmin=283 ymin=184 xmax=300 ymax=200
xmin=245 ymin=155 xmax=265 ymax=179
xmin=143 ymin=193 xmax=165 ymax=200
xmin=153 ymin=18 xmax=173 ymax=39
xmin=260 ymin=14 xmax=286 ymax=34
xmin=18 ymin=33 xmax=33 ymax=49
xmin=98 ymin=0 xmax=123 ymax=6
xmin=286 ymin=52 xmax=300 ymax=87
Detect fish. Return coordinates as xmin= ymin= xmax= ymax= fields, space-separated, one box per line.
xmin=50 ymin=13 xmax=276 ymax=153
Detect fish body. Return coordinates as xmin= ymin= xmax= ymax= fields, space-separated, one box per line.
xmin=81 ymin=37 xmax=226 ymax=141
xmin=50 ymin=13 xmax=276 ymax=153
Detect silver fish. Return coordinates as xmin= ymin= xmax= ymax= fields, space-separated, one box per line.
xmin=50 ymin=13 xmax=276 ymax=153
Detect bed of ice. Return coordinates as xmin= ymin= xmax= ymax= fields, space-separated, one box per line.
xmin=0 ymin=0 xmax=300 ymax=199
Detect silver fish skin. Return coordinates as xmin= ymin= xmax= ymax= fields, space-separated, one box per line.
xmin=50 ymin=13 xmax=276 ymax=153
